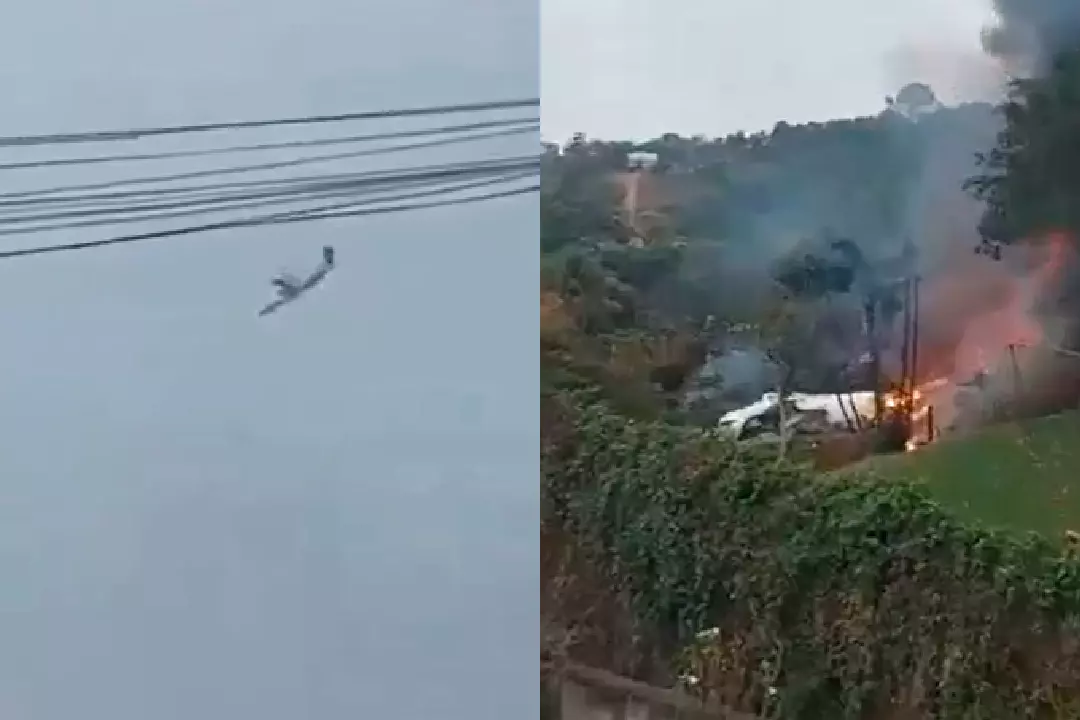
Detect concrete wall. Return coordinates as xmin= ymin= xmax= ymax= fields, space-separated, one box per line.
xmin=545 ymin=661 xmax=752 ymax=720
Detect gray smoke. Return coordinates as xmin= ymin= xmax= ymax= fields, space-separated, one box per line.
xmin=983 ymin=0 xmax=1080 ymax=73
xmin=685 ymin=97 xmax=1015 ymax=412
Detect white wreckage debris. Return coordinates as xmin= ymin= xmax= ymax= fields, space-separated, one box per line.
xmin=717 ymin=391 xmax=879 ymax=442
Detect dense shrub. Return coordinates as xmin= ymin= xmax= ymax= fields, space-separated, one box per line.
xmin=543 ymin=392 xmax=1080 ymax=719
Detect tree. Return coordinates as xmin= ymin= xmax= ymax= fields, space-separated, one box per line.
xmin=772 ymin=236 xmax=911 ymax=425
xmin=755 ymin=289 xmax=819 ymax=460
xmin=890 ymin=82 xmax=940 ymax=118
xmin=966 ymin=49 xmax=1080 ymax=251
xmin=540 ymin=140 xmax=626 ymax=253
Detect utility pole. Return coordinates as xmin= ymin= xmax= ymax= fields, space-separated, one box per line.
xmin=1007 ymin=343 xmax=1024 ymax=400
xmin=901 ymin=237 xmax=920 ymax=438
xmin=865 ymin=293 xmax=883 ymax=425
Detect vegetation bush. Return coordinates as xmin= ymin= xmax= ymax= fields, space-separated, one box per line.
xmin=542 ymin=391 xmax=1080 ymax=719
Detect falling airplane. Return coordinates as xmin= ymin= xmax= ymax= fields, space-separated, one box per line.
xmin=258 ymin=245 xmax=336 ymax=317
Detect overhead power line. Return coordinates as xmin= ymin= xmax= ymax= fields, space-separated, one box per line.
xmin=0 ymin=162 xmax=540 ymax=234
xmin=0 ymin=97 xmax=541 ymax=148
xmin=245 ymin=175 xmax=535 ymax=224
xmin=0 ymin=155 xmax=540 ymax=215
xmin=0 ymin=170 xmax=535 ymax=231
xmin=0 ymin=182 xmax=538 ymax=260
xmin=0 ymin=116 xmax=538 ymax=172
xmin=0 ymin=123 xmax=539 ymax=201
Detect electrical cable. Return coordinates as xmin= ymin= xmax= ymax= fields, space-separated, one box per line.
xmin=0 ymin=167 xmax=538 ymax=236
xmin=0 ymin=169 xmax=517 ymax=226
xmin=245 ymin=175 xmax=535 ymax=223
xmin=0 ymin=172 xmax=518 ymax=227
xmin=0 ymin=123 xmax=539 ymax=201
xmin=0 ymin=116 xmax=538 ymax=171
xmin=0 ymin=154 xmax=540 ymax=212
xmin=0 ymin=182 xmax=538 ymax=260
xmin=0 ymin=158 xmax=539 ymax=225
xmin=0 ymin=97 xmax=541 ymax=148
xmin=248 ymin=181 xmax=537 ymax=225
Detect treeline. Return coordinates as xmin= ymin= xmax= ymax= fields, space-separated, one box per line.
xmin=544 ymin=92 xmax=998 ymax=258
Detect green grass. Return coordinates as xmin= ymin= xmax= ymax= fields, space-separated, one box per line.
xmin=856 ymin=410 xmax=1080 ymax=537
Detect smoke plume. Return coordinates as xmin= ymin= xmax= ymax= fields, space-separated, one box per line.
xmin=983 ymin=0 xmax=1080 ymax=74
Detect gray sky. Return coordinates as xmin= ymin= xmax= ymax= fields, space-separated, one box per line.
xmin=542 ymin=0 xmax=1002 ymax=142
xmin=0 ymin=1 xmax=536 ymax=719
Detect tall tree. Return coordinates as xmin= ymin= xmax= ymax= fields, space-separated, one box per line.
xmin=966 ymin=49 xmax=1080 ymax=250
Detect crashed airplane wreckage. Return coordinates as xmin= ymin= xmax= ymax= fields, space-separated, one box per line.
xmin=717 ymin=391 xmax=877 ymax=442
xmin=716 ymin=386 xmax=932 ymax=446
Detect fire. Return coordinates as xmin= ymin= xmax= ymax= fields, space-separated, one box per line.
xmin=917 ymin=235 xmax=1065 ymax=382
xmin=882 ymin=387 xmax=925 ymax=411
xmin=908 ymin=231 xmax=1073 ymax=434
xmin=880 ymin=383 xmax=938 ymax=450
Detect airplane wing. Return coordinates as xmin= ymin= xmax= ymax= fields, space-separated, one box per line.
xmin=273 ymin=272 xmax=303 ymax=291
xmin=300 ymin=266 xmax=330 ymax=292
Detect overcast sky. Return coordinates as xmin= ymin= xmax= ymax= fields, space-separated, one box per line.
xmin=542 ymin=0 xmax=1003 ymax=142
xmin=0 ymin=1 xmax=536 ymax=719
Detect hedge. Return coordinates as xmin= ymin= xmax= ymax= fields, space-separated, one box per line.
xmin=542 ymin=392 xmax=1080 ymax=719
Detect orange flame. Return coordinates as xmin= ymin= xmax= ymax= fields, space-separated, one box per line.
xmin=912 ymin=231 xmax=1073 ymax=434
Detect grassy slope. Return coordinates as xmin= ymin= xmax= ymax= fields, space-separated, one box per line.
xmin=857 ymin=410 xmax=1080 ymax=536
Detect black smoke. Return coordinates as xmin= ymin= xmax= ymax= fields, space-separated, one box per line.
xmin=983 ymin=0 xmax=1080 ymax=73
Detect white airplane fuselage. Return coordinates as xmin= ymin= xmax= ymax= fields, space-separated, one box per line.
xmin=717 ymin=391 xmax=878 ymax=439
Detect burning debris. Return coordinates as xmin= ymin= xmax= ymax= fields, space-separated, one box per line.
xmin=714 ymin=229 xmax=1078 ymax=460
xmin=913 ymin=231 xmax=1077 ymax=430
xmin=717 ymin=390 xmax=875 ymax=442
xmin=716 ymin=384 xmax=939 ymax=451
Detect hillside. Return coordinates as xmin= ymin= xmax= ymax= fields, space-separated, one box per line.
xmin=858 ymin=409 xmax=1080 ymax=536
xmin=546 ymin=97 xmax=999 ymax=256
xmin=542 ymin=68 xmax=1080 ymax=717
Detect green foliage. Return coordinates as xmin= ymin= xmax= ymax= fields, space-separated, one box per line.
xmin=855 ymin=410 xmax=1080 ymax=538
xmin=543 ymin=393 xmax=1080 ymax=719
xmin=597 ymin=244 xmax=684 ymax=297
xmin=967 ymin=49 xmax=1080 ymax=248
xmin=540 ymin=144 xmax=711 ymax=413
xmin=772 ymin=238 xmax=860 ymax=299
xmin=541 ymin=138 xmax=627 ymax=253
